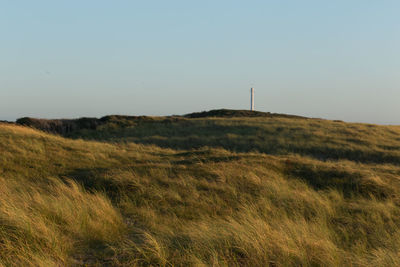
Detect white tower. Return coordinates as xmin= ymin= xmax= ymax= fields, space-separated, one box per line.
xmin=250 ymin=87 xmax=255 ymax=111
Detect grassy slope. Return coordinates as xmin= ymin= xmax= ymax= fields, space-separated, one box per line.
xmin=2 ymin=116 xmax=400 ymax=266
xmin=68 ymin=117 xmax=400 ymax=164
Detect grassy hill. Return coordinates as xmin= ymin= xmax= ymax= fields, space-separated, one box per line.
xmin=2 ymin=110 xmax=400 ymax=266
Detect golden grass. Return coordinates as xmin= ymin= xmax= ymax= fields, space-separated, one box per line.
xmin=0 ymin=177 xmax=124 ymax=266
xmin=1 ymin=119 xmax=400 ymax=266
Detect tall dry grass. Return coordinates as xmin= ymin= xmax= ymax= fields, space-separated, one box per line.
xmin=0 ymin=176 xmax=124 ymax=266
xmin=1 ymin=120 xmax=400 ymax=266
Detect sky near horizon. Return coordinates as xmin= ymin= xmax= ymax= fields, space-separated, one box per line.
xmin=1 ymin=1 xmax=399 ymax=124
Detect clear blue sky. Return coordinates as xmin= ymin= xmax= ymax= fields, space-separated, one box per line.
xmin=1 ymin=1 xmax=399 ymax=124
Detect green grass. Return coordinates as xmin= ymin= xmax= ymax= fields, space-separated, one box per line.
xmin=2 ymin=114 xmax=400 ymax=266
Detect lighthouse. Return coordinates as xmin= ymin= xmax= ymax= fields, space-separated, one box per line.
xmin=250 ymin=87 xmax=255 ymax=111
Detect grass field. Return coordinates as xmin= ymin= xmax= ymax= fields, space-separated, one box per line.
xmin=2 ymin=111 xmax=400 ymax=266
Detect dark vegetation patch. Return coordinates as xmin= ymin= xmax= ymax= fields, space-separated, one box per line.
xmin=183 ymin=109 xmax=306 ymax=119
xmin=15 ymin=109 xmax=304 ymax=135
xmin=16 ymin=115 xmax=183 ymax=135
xmin=16 ymin=117 xmax=101 ymax=135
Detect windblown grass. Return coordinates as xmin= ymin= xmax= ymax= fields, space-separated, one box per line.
xmin=66 ymin=116 xmax=400 ymax=165
xmin=1 ymin=117 xmax=400 ymax=266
